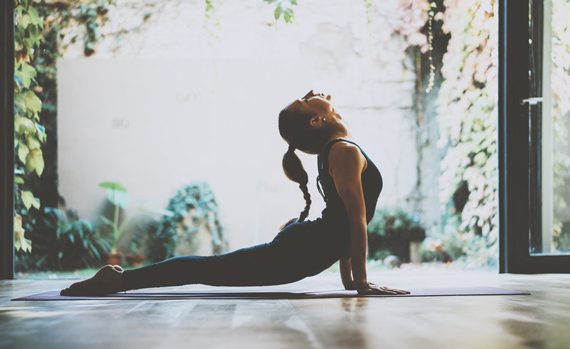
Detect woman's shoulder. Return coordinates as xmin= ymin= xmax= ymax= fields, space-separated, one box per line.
xmin=329 ymin=139 xmax=361 ymax=153
xmin=328 ymin=140 xmax=367 ymax=172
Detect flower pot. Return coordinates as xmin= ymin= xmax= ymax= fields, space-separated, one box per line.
xmin=409 ymin=240 xmax=422 ymax=264
xmin=369 ymin=228 xmax=427 ymax=263
xmin=106 ymin=252 xmax=123 ymax=265
xmin=125 ymin=254 xmax=144 ymax=267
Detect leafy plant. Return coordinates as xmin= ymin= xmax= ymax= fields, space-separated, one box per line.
xmin=14 ymin=0 xmax=300 ymax=257
xmin=420 ymin=214 xmax=497 ymax=267
xmin=13 ymin=0 xmax=117 ymax=255
xmin=263 ymin=0 xmax=298 ymax=23
xmin=97 ymin=180 xmax=174 ymax=258
xmin=367 ymin=207 xmax=426 ymax=262
xmin=16 ymin=205 xmax=112 ymax=271
xmin=13 ymin=0 xmax=46 ymax=253
xmin=368 ymin=207 xmax=425 ymax=240
xmin=98 ymin=181 xmax=130 ymax=252
xmin=49 ymin=207 xmax=112 ymax=269
xmin=147 ymin=182 xmax=227 ymax=262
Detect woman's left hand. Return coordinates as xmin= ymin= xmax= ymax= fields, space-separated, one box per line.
xmin=355 ymin=281 xmax=410 ymax=295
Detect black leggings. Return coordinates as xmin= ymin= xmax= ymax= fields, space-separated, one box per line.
xmin=122 ymin=220 xmax=340 ymax=290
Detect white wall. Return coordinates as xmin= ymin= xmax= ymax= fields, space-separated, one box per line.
xmin=57 ymin=0 xmax=437 ymax=251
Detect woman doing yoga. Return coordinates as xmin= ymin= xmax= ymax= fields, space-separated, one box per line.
xmin=60 ymin=90 xmax=409 ymax=296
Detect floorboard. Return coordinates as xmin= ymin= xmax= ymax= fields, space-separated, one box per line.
xmin=1 ymin=269 xmax=569 ymax=349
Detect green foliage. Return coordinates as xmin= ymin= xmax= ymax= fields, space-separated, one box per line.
xmin=436 ymin=0 xmax=498 ymax=265
xmin=14 ymin=0 xmax=295 ymax=257
xmin=368 ymin=207 xmax=424 ymax=239
xmin=420 ymin=214 xmax=496 ymax=267
xmin=369 ymin=249 xmax=392 ymax=261
xmin=367 ymin=207 xmax=426 ymax=262
xmin=146 ymin=182 xmax=227 ymax=262
xmin=13 ymin=0 xmax=46 ymax=253
xmin=13 ymin=0 xmax=115 ymax=255
xmin=99 ymin=181 xmax=129 ymax=208
xmin=16 ymin=206 xmax=112 ymax=271
xmin=264 ymin=0 xmax=297 ymax=23
xmin=13 ymin=214 xmax=31 ymax=253
xmin=98 ymin=181 xmax=130 ymax=252
xmin=76 ymin=1 xmax=111 ymax=56
xmin=420 ymin=216 xmax=498 ymax=268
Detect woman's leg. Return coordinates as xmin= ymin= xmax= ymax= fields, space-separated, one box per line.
xmin=60 ymin=221 xmax=335 ymax=295
xmin=122 ymin=240 xmax=303 ymax=291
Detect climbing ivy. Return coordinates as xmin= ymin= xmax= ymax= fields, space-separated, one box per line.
xmin=263 ymin=0 xmax=298 ymax=23
xmin=14 ymin=0 xmax=45 ymax=253
xmin=13 ymin=0 xmax=133 ymax=255
xmin=436 ymin=0 xmax=499 ymax=266
xmin=13 ymin=0 xmax=299 ymax=256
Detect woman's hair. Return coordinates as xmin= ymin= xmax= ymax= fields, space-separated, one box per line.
xmin=278 ymin=105 xmax=328 ymax=229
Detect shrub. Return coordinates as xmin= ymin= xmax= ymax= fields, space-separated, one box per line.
xmin=16 ymin=206 xmax=112 ymax=271
xmin=146 ymin=181 xmax=227 ymax=262
xmin=367 ymin=207 xmax=426 ymax=262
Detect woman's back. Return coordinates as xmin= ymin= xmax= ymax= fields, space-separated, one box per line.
xmin=316 ymin=138 xmax=383 ymax=256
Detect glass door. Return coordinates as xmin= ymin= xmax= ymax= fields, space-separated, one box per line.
xmin=500 ymin=0 xmax=570 ymax=273
xmin=528 ymin=0 xmax=570 ymax=257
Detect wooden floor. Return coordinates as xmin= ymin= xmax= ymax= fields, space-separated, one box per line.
xmin=1 ymin=268 xmax=569 ymax=349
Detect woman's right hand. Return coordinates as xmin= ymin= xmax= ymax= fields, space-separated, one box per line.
xmin=343 ymin=280 xmax=357 ymax=291
xmin=355 ymin=282 xmax=410 ymax=296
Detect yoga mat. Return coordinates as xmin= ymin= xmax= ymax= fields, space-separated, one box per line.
xmin=12 ymin=287 xmax=530 ymax=301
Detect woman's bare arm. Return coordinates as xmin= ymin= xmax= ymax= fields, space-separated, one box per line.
xmin=339 ymin=257 xmax=354 ymax=289
xmin=329 ymin=143 xmax=369 ymax=286
xmin=329 ymin=142 xmax=409 ymax=295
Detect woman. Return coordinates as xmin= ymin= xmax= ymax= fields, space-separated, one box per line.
xmin=60 ymin=90 xmax=409 ymax=296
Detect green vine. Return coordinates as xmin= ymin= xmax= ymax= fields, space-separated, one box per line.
xmin=13 ymin=0 xmax=298 ymax=260
xmin=436 ymin=0 xmax=498 ymax=266
xmin=264 ymin=0 xmax=298 ymax=23
xmin=13 ymin=0 xmax=137 ymax=255
xmin=14 ymin=0 xmax=46 ymax=253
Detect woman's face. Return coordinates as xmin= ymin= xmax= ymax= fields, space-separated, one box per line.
xmin=288 ymin=90 xmax=343 ymax=129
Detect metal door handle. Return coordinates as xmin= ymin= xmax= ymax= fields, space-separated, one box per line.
xmin=521 ymin=97 xmax=543 ymax=106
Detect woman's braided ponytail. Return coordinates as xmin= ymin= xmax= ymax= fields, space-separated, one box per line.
xmin=280 ymin=145 xmax=312 ymax=229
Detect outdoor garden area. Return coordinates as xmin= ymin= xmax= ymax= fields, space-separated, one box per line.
xmin=11 ymin=0 xmax=570 ymax=278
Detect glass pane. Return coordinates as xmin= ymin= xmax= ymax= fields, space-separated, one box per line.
xmin=529 ymin=0 xmax=570 ymax=254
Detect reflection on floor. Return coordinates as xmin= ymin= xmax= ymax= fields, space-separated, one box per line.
xmin=1 ymin=269 xmax=569 ymax=349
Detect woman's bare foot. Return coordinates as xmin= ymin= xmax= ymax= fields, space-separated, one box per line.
xmin=60 ymin=265 xmax=126 ymax=296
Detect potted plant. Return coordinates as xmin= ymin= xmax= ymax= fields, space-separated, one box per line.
xmin=99 ymin=181 xmax=130 ymax=265
xmin=98 ymin=181 xmax=175 ymax=266
xmin=367 ymin=207 xmax=426 ymax=263
xmin=145 ymin=181 xmax=228 ymax=262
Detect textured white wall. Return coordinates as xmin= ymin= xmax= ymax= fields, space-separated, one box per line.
xmin=57 ymin=0 xmax=439 ymax=251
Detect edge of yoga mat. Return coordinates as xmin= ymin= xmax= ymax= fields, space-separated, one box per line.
xmin=12 ymin=287 xmax=531 ymax=301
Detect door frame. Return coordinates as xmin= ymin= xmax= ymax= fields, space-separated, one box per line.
xmin=499 ymin=0 xmax=570 ymax=273
xmin=1 ymin=0 xmax=15 ymax=280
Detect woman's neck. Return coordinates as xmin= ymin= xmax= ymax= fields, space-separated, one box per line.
xmin=321 ymin=131 xmax=351 ymax=152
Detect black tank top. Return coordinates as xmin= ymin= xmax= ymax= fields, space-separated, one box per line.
xmin=316 ymin=138 xmax=383 ymax=256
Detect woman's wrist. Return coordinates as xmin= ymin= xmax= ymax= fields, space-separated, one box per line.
xmin=354 ymin=280 xmax=369 ymax=289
